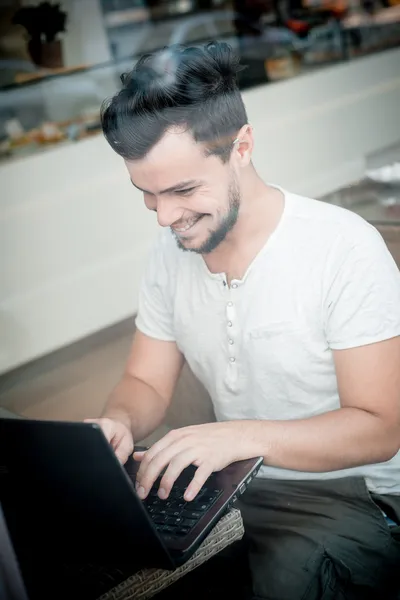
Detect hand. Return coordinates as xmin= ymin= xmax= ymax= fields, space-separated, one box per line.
xmin=85 ymin=416 xmax=134 ymax=464
xmin=134 ymin=421 xmax=255 ymax=502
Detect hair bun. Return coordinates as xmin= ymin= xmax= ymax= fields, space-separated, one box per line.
xmin=205 ymin=42 xmax=244 ymax=92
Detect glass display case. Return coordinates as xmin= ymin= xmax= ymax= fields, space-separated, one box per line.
xmin=0 ymin=60 xmax=120 ymax=161
xmin=0 ymin=0 xmax=399 ymax=163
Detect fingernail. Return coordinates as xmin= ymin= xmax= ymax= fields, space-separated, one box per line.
xmin=137 ymin=486 xmax=146 ymax=499
xmin=135 ymin=481 xmax=139 ymax=491
xmin=158 ymin=488 xmax=167 ymax=500
xmin=185 ymin=490 xmax=194 ymax=501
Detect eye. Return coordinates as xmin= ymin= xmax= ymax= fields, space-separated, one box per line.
xmin=176 ymin=187 xmax=196 ymax=196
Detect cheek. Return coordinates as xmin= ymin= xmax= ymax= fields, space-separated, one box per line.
xmin=193 ymin=190 xmax=225 ymax=215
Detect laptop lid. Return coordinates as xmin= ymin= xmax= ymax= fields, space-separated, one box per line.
xmin=0 ymin=417 xmax=263 ymax=578
xmin=0 ymin=418 xmax=174 ymax=570
xmin=0 ymin=503 xmax=29 ymax=600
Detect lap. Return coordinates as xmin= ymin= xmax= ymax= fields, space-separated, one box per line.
xmin=238 ymin=477 xmax=400 ymax=600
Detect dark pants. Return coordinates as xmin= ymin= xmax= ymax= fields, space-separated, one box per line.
xmin=237 ymin=477 xmax=400 ymax=600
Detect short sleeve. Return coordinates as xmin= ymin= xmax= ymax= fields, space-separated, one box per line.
xmin=135 ymin=233 xmax=176 ymax=341
xmin=324 ymin=225 xmax=400 ymax=350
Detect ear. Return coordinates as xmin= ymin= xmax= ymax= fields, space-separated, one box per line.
xmin=232 ymin=124 xmax=253 ymax=167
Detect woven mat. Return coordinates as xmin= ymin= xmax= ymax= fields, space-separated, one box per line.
xmin=98 ymin=508 xmax=244 ymax=600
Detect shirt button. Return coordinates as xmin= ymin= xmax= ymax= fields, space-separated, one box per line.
xmin=227 ymin=301 xmax=233 ymax=307
xmin=227 ymin=321 xmax=233 ymax=327
xmin=230 ymin=357 xmax=236 ymax=363
xmin=232 ymin=283 xmax=238 ymax=289
xmin=228 ymin=339 xmax=234 ymax=345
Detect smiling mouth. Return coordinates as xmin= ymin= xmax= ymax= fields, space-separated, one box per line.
xmin=172 ymin=215 xmax=205 ymax=234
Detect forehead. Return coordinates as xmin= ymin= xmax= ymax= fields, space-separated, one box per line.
xmin=126 ymin=129 xmax=221 ymax=189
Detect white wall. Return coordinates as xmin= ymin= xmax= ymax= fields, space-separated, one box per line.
xmin=248 ymin=49 xmax=400 ymax=197
xmin=61 ymin=0 xmax=112 ymax=68
xmin=1 ymin=48 xmax=400 ymax=374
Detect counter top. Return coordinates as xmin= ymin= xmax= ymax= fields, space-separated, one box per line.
xmin=322 ymin=178 xmax=400 ymax=225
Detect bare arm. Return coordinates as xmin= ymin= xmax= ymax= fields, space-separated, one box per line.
xmin=134 ymin=336 xmax=400 ymax=500
xmin=103 ymin=330 xmax=184 ymax=442
xmin=241 ymin=336 xmax=400 ymax=471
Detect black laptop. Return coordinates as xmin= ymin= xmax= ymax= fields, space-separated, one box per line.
xmin=0 ymin=503 xmax=29 ymax=600
xmin=0 ymin=418 xmax=263 ymax=600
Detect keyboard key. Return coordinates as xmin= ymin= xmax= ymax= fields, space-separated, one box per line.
xmin=149 ymin=498 xmax=161 ymax=506
xmin=201 ymin=494 xmax=219 ymax=504
xmin=182 ymin=518 xmax=197 ymax=528
xmin=182 ymin=510 xmax=203 ymax=520
xmin=166 ymin=509 xmax=182 ymax=517
xmin=162 ymin=525 xmax=177 ymax=534
xmin=196 ymin=497 xmax=212 ymax=505
xmin=171 ymin=516 xmax=183 ymax=525
xmin=153 ymin=515 xmax=168 ymax=525
xmin=170 ymin=500 xmax=186 ymax=510
xmin=191 ymin=503 xmax=211 ymax=512
xmin=198 ymin=487 xmax=217 ymax=498
xmin=176 ymin=526 xmax=191 ymax=536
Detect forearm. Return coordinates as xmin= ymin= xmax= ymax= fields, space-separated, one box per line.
xmin=102 ymin=374 xmax=169 ymax=442
xmin=240 ymin=407 xmax=399 ymax=472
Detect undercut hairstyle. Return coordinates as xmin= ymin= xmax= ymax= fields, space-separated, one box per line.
xmin=101 ymin=42 xmax=248 ymax=163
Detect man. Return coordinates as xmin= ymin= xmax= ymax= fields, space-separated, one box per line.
xmin=88 ymin=42 xmax=400 ymax=599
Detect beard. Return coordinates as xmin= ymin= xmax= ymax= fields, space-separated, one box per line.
xmin=172 ymin=176 xmax=241 ymax=255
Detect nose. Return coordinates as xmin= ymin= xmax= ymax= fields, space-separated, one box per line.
xmin=155 ymin=196 xmax=181 ymax=228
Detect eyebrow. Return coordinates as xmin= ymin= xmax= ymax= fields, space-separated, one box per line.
xmin=130 ymin=178 xmax=203 ymax=195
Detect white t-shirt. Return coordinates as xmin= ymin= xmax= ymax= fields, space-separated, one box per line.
xmin=135 ymin=188 xmax=400 ymax=494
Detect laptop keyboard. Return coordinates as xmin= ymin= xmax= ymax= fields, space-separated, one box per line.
xmin=144 ymin=482 xmax=223 ymax=540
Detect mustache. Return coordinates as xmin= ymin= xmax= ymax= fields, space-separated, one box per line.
xmin=171 ymin=213 xmax=206 ymax=228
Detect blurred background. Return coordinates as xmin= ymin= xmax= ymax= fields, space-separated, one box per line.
xmin=0 ymin=0 xmax=399 ymax=437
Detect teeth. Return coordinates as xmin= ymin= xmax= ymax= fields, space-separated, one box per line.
xmin=174 ymin=218 xmax=199 ymax=233
xmin=175 ymin=224 xmax=192 ymax=232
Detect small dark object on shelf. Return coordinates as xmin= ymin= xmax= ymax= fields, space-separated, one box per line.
xmin=13 ymin=2 xmax=67 ymax=68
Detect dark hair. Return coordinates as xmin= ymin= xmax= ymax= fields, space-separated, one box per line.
xmin=101 ymin=42 xmax=248 ymax=163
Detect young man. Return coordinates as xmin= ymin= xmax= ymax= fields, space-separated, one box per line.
xmin=89 ymin=43 xmax=400 ymax=598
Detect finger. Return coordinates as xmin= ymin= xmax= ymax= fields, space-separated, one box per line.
xmin=184 ymin=463 xmax=214 ymax=502
xmin=86 ymin=418 xmax=128 ymax=456
xmin=136 ymin=440 xmax=185 ymax=500
xmin=158 ymin=449 xmax=197 ymax=499
xmin=114 ymin=436 xmax=134 ymax=465
xmin=133 ymin=450 xmax=146 ymax=461
xmin=135 ymin=430 xmax=180 ymax=484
